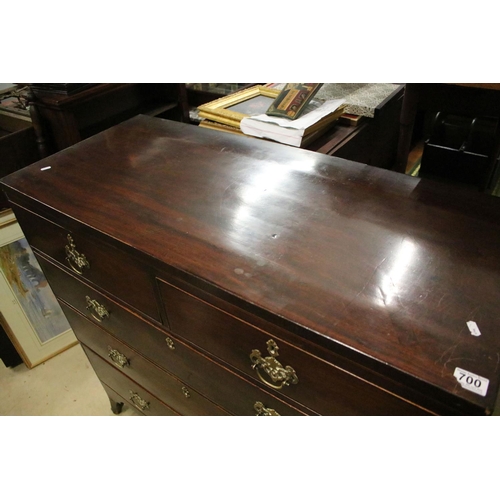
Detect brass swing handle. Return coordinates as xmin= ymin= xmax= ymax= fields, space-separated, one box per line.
xmin=129 ymin=391 xmax=150 ymax=412
xmin=254 ymin=401 xmax=280 ymax=416
xmin=65 ymin=234 xmax=90 ymax=275
xmin=85 ymin=296 xmax=110 ymax=322
xmin=249 ymin=339 xmax=299 ymax=390
xmin=108 ymin=346 xmax=129 ymax=368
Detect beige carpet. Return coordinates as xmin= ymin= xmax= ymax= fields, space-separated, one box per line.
xmin=0 ymin=343 xmax=136 ymax=416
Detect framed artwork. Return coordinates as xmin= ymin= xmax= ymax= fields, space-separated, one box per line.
xmin=197 ymin=85 xmax=280 ymax=128
xmin=0 ymin=210 xmax=77 ymax=368
xmin=266 ymin=83 xmax=323 ymax=119
xmin=199 ymin=120 xmax=245 ymax=136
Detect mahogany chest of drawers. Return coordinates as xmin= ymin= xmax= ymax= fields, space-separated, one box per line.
xmin=2 ymin=115 xmax=500 ymax=416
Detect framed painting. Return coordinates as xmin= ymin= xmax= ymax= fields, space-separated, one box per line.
xmin=198 ymin=119 xmax=245 ymax=137
xmin=0 ymin=210 xmax=77 ymax=368
xmin=197 ymin=85 xmax=280 ymax=128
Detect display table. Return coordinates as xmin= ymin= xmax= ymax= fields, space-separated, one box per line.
xmin=2 ymin=116 xmax=500 ymax=415
xmin=195 ymin=83 xmax=404 ymax=170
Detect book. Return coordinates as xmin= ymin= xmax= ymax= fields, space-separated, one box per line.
xmin=339 ymin=113 xmax=366 ymax=127
xmin=266 ymin=83 xmax=323 ymax=120
xmin=240 ymin=99 xmax=346 ymax=147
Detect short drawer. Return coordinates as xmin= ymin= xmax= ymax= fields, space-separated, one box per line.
xmin=34 ymin=252 xmax=164 ymax=350
xmin=158 ymin=279 xmax=430 ymax=415
xmin=83 ymin=346 xmax=179 ymax=416
xmin=61 ymin=301 xmax=307 ymax=416
xmin=12 ymin=204 xmax=160 ymax=321
xmin=77 ymin=321 xmax=228 ymax=416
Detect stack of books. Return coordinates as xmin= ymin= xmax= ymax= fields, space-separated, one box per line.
xmin=240 ymin=99 xmax=346 ymax=147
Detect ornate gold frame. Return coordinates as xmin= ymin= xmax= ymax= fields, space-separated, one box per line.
xmin=197 ymin=85 xmax=280 ymax=128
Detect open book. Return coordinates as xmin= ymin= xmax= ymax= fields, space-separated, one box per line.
xmin=240 ymin=99 xmax=346 ymax=147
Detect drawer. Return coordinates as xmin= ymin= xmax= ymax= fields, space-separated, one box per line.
xmin=12 ymin=204 xmax=160 ymax=321
xmin=77 ymin=320 xmax=228 ymax=416
xmin=83 ymin=346 xmax=179 ymax=416
xmin=61 ymin=301 xmax=307 ymax=416
xmin=158 ymin=279 xmax=430 ymax=415
xmin=34 ymin=251 xmax=164 ymax=349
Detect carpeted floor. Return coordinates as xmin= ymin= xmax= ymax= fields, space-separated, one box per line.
xmin=0 ymin=343 xmax=137 ymax=416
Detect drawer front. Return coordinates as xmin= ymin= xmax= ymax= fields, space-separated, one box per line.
xmin=61 ymin=301 xmax=307 ymax=416
xmin=158 ymin=279 xmax=429 ymax=415
xmin=34 ymin=251 xmax=163 ymax=349
xmin=83 ymin=346 xmax=179 ymax=416
xmin=76 ymin=319 xmax=228 ymax=416
xmin=12 ymin=204 xmax=160 ymax=321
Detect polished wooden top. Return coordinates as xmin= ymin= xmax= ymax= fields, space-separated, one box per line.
xmin=3 ymin=115 xmax=500 ymax=413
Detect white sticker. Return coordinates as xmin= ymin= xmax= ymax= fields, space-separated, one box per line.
xmin=467 ymin=321 xmax=481 ymax=337
xmin=453 ymin=367 xmax=489 ymax=397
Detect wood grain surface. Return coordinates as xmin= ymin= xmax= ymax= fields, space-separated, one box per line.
xmin=3 ymin=115 xmax=500 ymax=414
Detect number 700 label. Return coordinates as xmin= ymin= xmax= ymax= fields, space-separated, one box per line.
xmin=453 ymin=367 xmax=489 ymax=397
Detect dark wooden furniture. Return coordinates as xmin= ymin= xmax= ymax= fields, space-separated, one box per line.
xmin=395 ymin=83 xmax=500 ymax=189
xmin=2 ymin=115 xmax=500 ymax=415
xmin=27 ymin=83 xmax=189 ymax=157
xmin=307 ymin=84 xmax=404 ymax=170
xmin=0 ymin=112 xmax=39 ymax=209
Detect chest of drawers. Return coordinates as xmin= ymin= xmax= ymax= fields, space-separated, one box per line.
xmin=2 ymin=115 xmax=500 ymax=416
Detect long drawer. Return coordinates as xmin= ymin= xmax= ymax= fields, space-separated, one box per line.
xmin=12 ymin=204 xmax=160 ymax=321
xmin=74 ymin=312 xmax=228 ymax=416
xmin=83 ymin=346 xmax=179 ymax=416
xmin=39 ymin=252 xmax=306 ymax=415
xmin=158 ymin=279 xmax=430 ymax=415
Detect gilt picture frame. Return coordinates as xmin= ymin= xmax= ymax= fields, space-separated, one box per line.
xmin=198 ymin=85 xmax=280 ymax=128
xmin=0 ymin=210 xmax=77 ymax=368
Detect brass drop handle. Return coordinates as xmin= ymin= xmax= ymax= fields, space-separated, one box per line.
xmin=181 ymin=386 xmax=191 ymax=398
xmin=129 ymin=391 xmax=150 ymax=412
xmin=254 ymin=401 xmax=280 ymax=416
xmin=250 ymin=339 xmax=298 ymax=390
xmin=108 ymin=346 xmax=129 ymax=368
xmin=65 ymin=234 xmax=90 ymax=275
xmin=85 ymin=296 xmax=110 ymax=322
xmin=165 ymin=336 xmax=175 ymax=350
